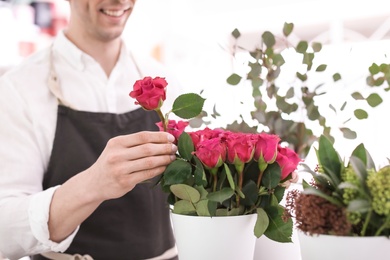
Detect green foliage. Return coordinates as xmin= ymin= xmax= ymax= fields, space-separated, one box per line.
xmin=299 ymin=134 xmax=390 ymax=236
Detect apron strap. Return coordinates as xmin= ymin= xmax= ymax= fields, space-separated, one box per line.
xmin=48 ymin=46 xmax=75 ymax=108
xmin=48 ymin=46 xmax=143 ymax=109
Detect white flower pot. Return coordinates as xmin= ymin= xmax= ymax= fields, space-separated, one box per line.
xmin=171 ymin=213 xmax=257 ymax=260
xmin=298 ymin=231 xmax=390 ymax=260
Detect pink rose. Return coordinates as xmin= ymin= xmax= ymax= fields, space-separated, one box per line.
xmin=225 ymin=132 xmax=255 ymax=165
xmin=156 ymin=120 xmax=189 ymax=144
xmin=276 ymin=146 xmax=301 ymax=180
xmin=188 ymin=128 xmax=225 ymax=148
xmin=254 ymin=133 xmax=280 ymax=164
xmin=129 ymin=76 xmax=167 ymax=110
xmin=194 ymin=138 xmax=226 ymax=170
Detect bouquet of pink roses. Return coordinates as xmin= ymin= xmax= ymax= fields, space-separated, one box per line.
xmin=130 ymin=76 xmax=301 ymax=242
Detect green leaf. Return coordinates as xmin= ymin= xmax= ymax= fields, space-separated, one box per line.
xmin=340 ymin=127 xmax=357 ymax=139
xmin=351 ymin=92 xmax=364 ymax=100
xmin=241 ymin=180 xmax=258 ymax=206
xmin=163 ymin=160 xmax=192 ymax=185
xmin=177 ymin=132 xmax=194 ymax=161
xmin=348 ymin=199 xmax=371 ymax=213
xmin=283 ymin=22 xmax=294 ymax=37
xmin=296 ymin=41 xmax=308 ymax=54
xmin=366 ymin=93 xmax=383 ymax=107
xmin=354 ymin=109 xmax=368 ymax=119
xmin=226 ymin=73 xmax=242 ymax=85
xmin=193 ymin=157 xmax=207 ymax=186
xmin=262 ymin=31 xmax=276 ymax=48
xmin=302 ymin=179 xmax=311 ymax=189
xmin=195 ymin=199 xmax=211 ymax=216
xmin=315 ymin=64 xmax=327 ymax=72
xmin=261 ymin=163 xmax=282 ymax=189
xmin=264 ymin=206 xmax=293 ymax=242
xmin=312 ymin=42 xmax=322 ymax=52
xmin=207 ymin=187 xmax=235 ymax=203
xmin=223 ymin=163 xmax=235 ymax=190
xmin=351 ymin=143 xmax=368 ymax=165
xmin=170 ymin=184 xmax=201 ymax=203
xmin=333 ymin=73 xmax=342 ymax=81
xmin=172 ymin=200 xmax=196 ymax=214
xmin=296 ymin=72 xmax=307 ymax=81
xmin=231 ymin=28 xmax=241 ymax=39
xmin=303 ymin=187 xmax=343 ymax=206
xmin=317 ymin=135 xmax=342 ymax=185
xmin=254 ymin=208 xmax=269 ymax=238
xmin=172 ymin=93 xmax=205 ymax=119
xmin=303 ymin=52 xmax=314 ymax=70
xmin=369 ymin=63 xmax=380 ymax=75
xmin=349 ymin=156 xmax=368 ymax=183
xmin=272 ymin=54 xmax=285 ymax=66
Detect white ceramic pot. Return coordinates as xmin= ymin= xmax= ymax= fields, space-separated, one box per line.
xmin=171 ymin=213 xmax=257 ymax=260
xmin=298 ymin=231 xmax=390 ymax=260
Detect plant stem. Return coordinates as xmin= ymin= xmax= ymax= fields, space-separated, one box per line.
xmin=361 ymin=209 xmax=372 ymax=236
xmin=213 ymin=174 xmax=218 ymax=192
xmin=156 ymin=109 xmax=167 ymax=132
xmin=257 ymin=170 xmax=264 ymax=188
xmin=375 ymin=215 xmax=390 ymax=236
xmin=236 ymin=171 xmax=244 ymax=207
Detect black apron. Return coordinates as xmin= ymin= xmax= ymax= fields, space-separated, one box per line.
xmin=32 ymin=49 xmax=176 ymax=260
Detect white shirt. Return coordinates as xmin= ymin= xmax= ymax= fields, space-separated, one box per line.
xmin=0 ymin=31 xmax=182 ymax=259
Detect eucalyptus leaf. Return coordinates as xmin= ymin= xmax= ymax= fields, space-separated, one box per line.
xmin=366 ymin=93 xmax=383 ymax=107
xmin=354 ymin=109 xmax=368 ymax=119
xmin=227 ymin=73 xmax=242 ymax=85
xmin=262 ymin=31 xmax=276 ymax=48
xmin=283 ymin=22 xmax=294 ymax=37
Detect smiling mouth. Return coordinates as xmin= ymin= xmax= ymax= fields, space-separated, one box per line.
xmin=101 ymin=7 xmax=131 ymax=17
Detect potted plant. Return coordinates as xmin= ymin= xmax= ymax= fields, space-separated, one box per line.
xmin=129 ymin=76 xmax=301 ymax=260
xmin=284 ymin=134 xmax=390 ymax=260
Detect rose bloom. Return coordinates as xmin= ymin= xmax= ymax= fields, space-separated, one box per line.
xmin=193 ymin=138 xmax=226 ymax=170
xmin=188 ymin=128 xmax=225 ymax=148
xmin=276 ymin=146 xmax=302 ymax=180
xmin=254 ymin=133 xmax=280 ymax=164
xmin=156 ymin=120 xmax=189 ymax=144
xmin=225 ymin=132 xmax=255 ymax=165
xmin=129 ymin=76 xmax=167 ymax=110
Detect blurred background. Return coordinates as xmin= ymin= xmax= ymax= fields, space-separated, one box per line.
xmin=1 ymin=0 xmax=390 ymax=259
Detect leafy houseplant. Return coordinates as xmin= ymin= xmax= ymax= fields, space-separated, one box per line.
xmin=129 ymin=76 xmax=302 ymax=243
xmin=284 ymin=134 xmax=390 ymax=237
xmin=193 ymin=22 xmax=390 ymax=160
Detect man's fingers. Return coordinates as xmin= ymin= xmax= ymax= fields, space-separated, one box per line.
xmin=114 ymin=131 xmax=175 ymax=148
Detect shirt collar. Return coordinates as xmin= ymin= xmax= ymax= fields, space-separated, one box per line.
xmin=52 ymin=30 xmax=130 ymax=71
xmin=52 ymin=30 xmax=86 ymax=71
